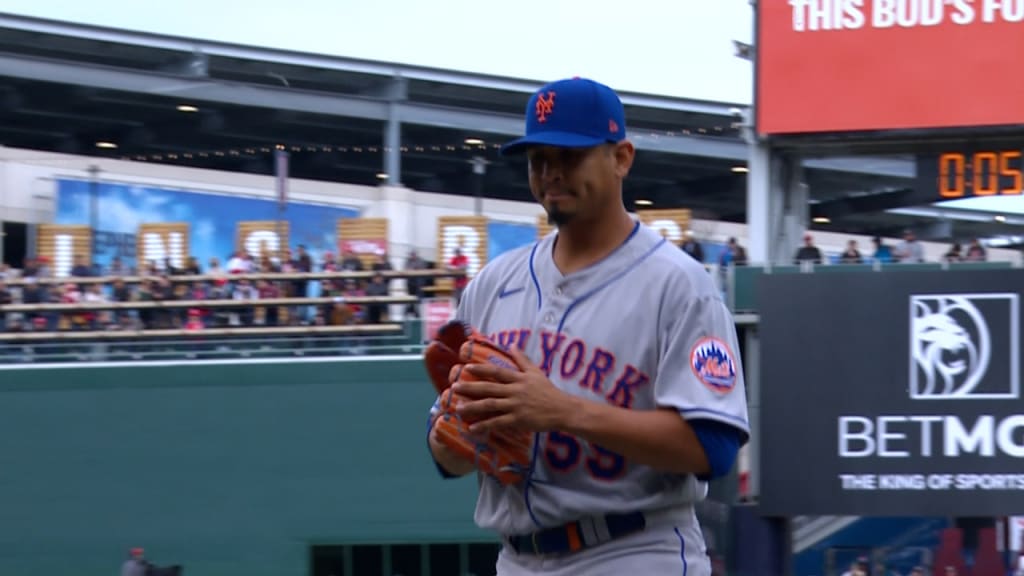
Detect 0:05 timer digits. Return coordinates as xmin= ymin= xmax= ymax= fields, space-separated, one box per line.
xmin=937 ymin=150 xmax=1024 ymax=198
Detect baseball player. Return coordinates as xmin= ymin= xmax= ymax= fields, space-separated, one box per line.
xmin=426 ymin=77 xmax=750 ymax=576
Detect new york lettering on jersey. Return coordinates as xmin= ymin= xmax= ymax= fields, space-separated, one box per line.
xmin=458 ymin=223 xmax=750 ymax=535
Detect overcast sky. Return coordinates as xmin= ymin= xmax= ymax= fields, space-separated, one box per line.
xmin=1 ymin=0 xmax=754 ymax=103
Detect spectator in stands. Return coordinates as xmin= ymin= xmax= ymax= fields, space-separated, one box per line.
xmin=207 ymin=257 xmax=223 ymax=276
xmin=230 ymin=278 xmax=259 ymax=326
xmin=20 ymin=256 xmax=40 ymax=279
xmin=794 ymin=234 xmax=823 ymax=265
xmin=321 ymin=251 xmax=337 ymax=271
xmin=82 ymin=283 xmax=110 ymax=329
xmin=893 ymin=229 xmax=924 ymax=263
xmin=226 ymin=251 xmax=247 ymax=274
xmin=182 ymin=256 xmax=201 ymax=275
xmin=402 ymin=249 xmax=428 ymax=318
xmin=19 ymin=278 xmax=51 ymax=329
xmin=718 ymin=237 xmax=747 ymax=267
xmin=292 ymin=244 xmax=312 ymax=299
xmin=185 ymin=280 xmax=211 ymax=327
xmin=120 ymin=547 xmax=147 ymax=576
xmin=680 ymin=230 xmax=704 ymax=263
xmin=872 ymin=236 xmax=893 ymax=263
xmin=364 ymin=272 xmax=389 ymax=324
xmin=256 ymin=279 xmax=281 ymax=326
xmin=840 ymin=239 xmax=863 ymax=264
xmin=943 ymin=243 xmax=963 ymax=262
xmin=371 ymin=252 xmax=392 ymax=273
xmin=0 ymin=280 xmax=10 ymax=330
xmin=448 ymin=247 xmax=469 ymax=304
xmin=60 ymin=282 xmax=87 ymax=330
xmin=908 ymin=567 xmax=925 ymax=576
xmin=341 ymin=280 xmax=366 ymax=325
xmin=108 ymin=256 xmax=126 ymax=276
xmin=163 ymin=256 xmax=181 ymax=276
xmin=965 ymin=238 xmax=987 ymax=261
xmin=71 ymin=254 xmax=92 ymax=277
xmin=339 ymin=248 xmax=363 ymax=272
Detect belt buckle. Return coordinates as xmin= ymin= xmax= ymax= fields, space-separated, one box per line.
xmin=531 ymin=532 xmax=541 ymax=555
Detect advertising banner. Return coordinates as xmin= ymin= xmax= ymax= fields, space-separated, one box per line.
xmin=757 ymin=2 xmax=1024 ymax=134
xmin=759 ymin=269 xmax=1024 ymax=516
xmin=56 ymin=179 xmax=358 ymax=273
xmin=35 ymin=224 xmax=91 ymax=277
xmin=421 ymin=298 xmax=455 ymax=343
xmin=337 ymin=217 xmax=389 ymax=269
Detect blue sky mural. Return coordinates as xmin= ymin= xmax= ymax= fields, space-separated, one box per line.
xmin=487 ymin=221 xmax=537 ymax=260
xmin=56 ymin=178 xmax=359 ymax=272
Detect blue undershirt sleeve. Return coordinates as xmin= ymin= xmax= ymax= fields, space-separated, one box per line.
xmin=689 ymin=418 xmax=744 ymax=481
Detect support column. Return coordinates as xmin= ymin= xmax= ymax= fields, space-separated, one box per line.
xmin=470 ymin=156 xmax=487 ymax=216
xmin=776 ymin=154 xmax=809 ymax=266
xmin=745 ymin=140 xmax=810 ymax=266
xmin=384 ymin=104 xmax=401 ymax=185
xmin=746 ymin=138 xmax=773 ymax=265
xmin=382 ymin=76 xmax=408 ymax=186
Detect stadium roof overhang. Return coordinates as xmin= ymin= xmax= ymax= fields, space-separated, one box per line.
xmin=0 ymin=13 xmax=1013 ymax=243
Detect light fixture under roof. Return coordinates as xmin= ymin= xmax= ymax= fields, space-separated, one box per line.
xmin=376 ymin=172 xmax=388 ymax=180
xmin=995 ymin=215 xmax=1007 ymax=222
xmin=176 ymin=104 xmax=199 ymax=113
xmin=812 ymin=216 xmax=831 ymax=224
xmin=731 ymin=166 xmax=749 ymax=173
xmin=95 ymin=141 xmax=118 ymax=149
xmin=464 ymin=138 xmax=484 ymax=146
xmin=635 ymin=199 xmax=653 ymax=206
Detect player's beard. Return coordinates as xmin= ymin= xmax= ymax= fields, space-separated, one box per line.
xmin=546 ymin=207 xmax=573 ymax=227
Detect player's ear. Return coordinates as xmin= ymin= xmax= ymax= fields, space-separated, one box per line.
xmin=611 ymin=140 xmax=635 ymax=178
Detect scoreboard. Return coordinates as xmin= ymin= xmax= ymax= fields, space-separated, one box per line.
xmin=916 ymin=147 xmax=1024 ymax=200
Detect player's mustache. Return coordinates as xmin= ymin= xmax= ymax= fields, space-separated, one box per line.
xmin=541 ymin=187 xmax=576 ymax=198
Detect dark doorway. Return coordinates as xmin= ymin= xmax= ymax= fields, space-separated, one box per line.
xmin=2 ymin=221 xmax=27 ymax=268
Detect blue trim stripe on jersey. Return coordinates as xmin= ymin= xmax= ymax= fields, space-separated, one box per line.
xmin=674 ymin=526 xmax=688 ymax=576
xmin=556 ymin=234 xmax=666 ymax=334
xmin=522 ymin=435 xmax=544 ymax=527
xmin=528 ymin=241 xmax=543 ymax=311
xmin=678 ymin=407 xmax=750 ymax=430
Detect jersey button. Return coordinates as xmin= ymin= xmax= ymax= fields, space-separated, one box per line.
xmin=544 ymin=313 xmax=555 ymax=323
xmin=555 ymin=287 xmax=563 ymax=296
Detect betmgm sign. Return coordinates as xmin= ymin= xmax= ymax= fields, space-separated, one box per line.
xmin=758 ymin=269 xmax=1024 ymax=516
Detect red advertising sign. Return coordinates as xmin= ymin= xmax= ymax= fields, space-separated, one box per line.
xmin=757 ymin=1 xmax=1024 ymax=134
xmin=339 ymin=239 xmax=386 ymax=256
xmin=421 ymin=298 xmax=455 ymax=343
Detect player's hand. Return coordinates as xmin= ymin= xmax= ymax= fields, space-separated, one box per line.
xmin=451 ymin=345 xmax=577 ymax=434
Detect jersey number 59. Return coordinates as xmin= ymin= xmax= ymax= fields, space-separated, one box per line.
xmin=544 ymin=431 xmax=626 ymax=481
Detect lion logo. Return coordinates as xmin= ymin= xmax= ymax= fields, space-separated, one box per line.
xmin=910 ymin=296 xmax=991 ymax=399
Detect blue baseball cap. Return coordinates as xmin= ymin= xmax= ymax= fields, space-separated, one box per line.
xmin=500 ymin=77 xmax=627 ymax=156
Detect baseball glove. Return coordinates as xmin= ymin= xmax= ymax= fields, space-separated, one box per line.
xmin=424 ymin=321 xmax=532 ymax=485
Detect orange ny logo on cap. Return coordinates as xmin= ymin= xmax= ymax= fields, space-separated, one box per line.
xmin=535 ymin=91 xmax=556 ymax=123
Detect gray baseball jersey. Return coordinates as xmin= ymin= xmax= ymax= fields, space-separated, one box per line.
xmin=431 ymin=220 xmax=750 ymax=537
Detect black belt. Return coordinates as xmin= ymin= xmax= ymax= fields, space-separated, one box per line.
xmin=505 ymin=511 xmax=647 ymax=556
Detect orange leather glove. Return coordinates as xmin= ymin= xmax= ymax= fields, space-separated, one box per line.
xmin=424 ymin=321 xmax=533 ymax=485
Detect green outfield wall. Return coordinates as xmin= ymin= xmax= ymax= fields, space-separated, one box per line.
xmin=0 ymin=357 xmax=490 ymax=576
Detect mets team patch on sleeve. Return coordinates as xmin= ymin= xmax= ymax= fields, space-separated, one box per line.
xmin=690 ymin=337 xmax=737 ymax=393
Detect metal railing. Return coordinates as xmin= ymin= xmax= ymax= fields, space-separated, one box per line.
xmin=0 ymin=319 xmax=429 ymax=365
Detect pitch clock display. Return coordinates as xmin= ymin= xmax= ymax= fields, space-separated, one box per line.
xmin=917 ymin=149 xmax=1024 ymax=200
